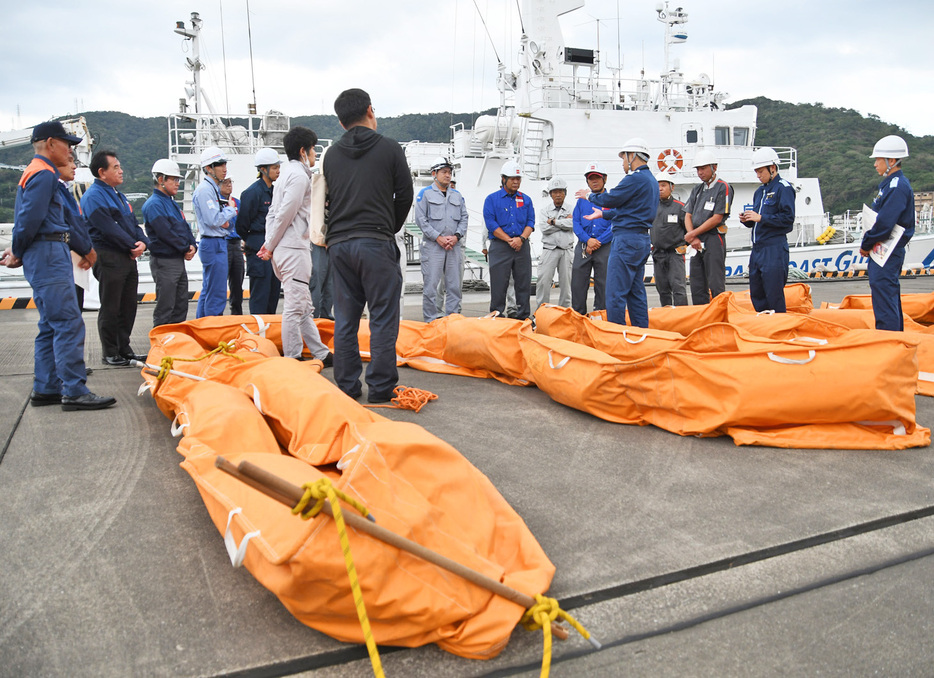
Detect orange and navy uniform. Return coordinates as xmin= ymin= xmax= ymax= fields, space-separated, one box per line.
xmin=12 ymin=156 xmax=68 ymax=258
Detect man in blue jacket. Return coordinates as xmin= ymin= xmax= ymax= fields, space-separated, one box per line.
xmin=740 ymin=147 xmax=795 ymax=312
xmin=81 ymin=150 xmax=149 ymax=366
xmin=237 ymin=148 xmax=282 ymax=315
xmin=483 ymin=161 xmax=535 ymax=320
xmin=3 ymin=121 xmax=115 ymax=410
xmin=576 ymin=138 xmax=658 ymax=327
xmin=571 ymin=161 xmax=612 ymax=314
xmin=859 ymin=135 xmax=915 ymax=331
xmin=142 ymin=159 xmax=197 ymax=327
xmin=193 ymin=146 xmax=238 ymax=318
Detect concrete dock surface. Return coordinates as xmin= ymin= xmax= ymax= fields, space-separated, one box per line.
xmin=2 ymin=277 xmax=934 ymax=677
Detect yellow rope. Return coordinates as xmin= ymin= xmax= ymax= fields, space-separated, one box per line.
xmin=156 ymin=341 xmax=246 ymax=380
xmin=521 ymin=594 xmax=601 ymax=678
xmin=292 ymin=478 xmax=383 ymax=678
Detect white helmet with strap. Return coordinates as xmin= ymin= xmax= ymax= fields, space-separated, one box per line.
xmin=869 ymin=135 xmax=909 ymax=159
xmin=254 ymin=147 xmax=282 ymax=167
xmin=151 ymin=159 xmax=182 ymax=178
xmin=200 ymin=146 xmax=228 ymax=167
xmin=751 ymin=147 xmax=781 ymax=170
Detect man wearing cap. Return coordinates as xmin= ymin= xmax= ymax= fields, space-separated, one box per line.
xmin=258 ymin=126 xmax=332 ymax=364
xmin=859 ymin=135 xmax=915 ymax=331
xmin=739 ymin=148 xmax=795 ymax=313
xmin=651 ymin=174 xmax=688 ymax=306
xmin=571 ymin=162 xmax=613 ymax=314
xmin=4 ymin=121 xmax=115 ymax=410
xmin=193 ymin=146 xmax=238 ymax=318
xmin=484 ymin=161 xmax=536 ymax=320
xmin=683 ymin=150 xmax=731 ymax=305
xmin=414 ymin=157 xmax=468 ymax=322
xmin=575 ymin=138 xmax=657 ymax=327
xmin=142 ymin=159 xmax=197 ymax=326
xmin=536 ymin=177 xmax=574 ymax=309
xmin=81 ymin=149 xmax=149 ymax=366
xmin=237 ymin=148 xmax=282 ymax=315
xmin=323 ymin=89 xmax=413 ymax=402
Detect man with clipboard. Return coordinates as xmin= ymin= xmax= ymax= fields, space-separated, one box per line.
xmin=860 ymin=135 xmax=915 ymax=331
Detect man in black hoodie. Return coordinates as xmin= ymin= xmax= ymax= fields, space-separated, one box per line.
xmin=323 ymin=89 xmax=413 ymax=402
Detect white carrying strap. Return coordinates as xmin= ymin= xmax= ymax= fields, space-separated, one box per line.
xmin=224 ymin=507 xmax=261 ymax=568
xmin=246 ymin=384 xmax=264 ymax=415
xmin=788 ymin=337 xmax=829 ymax=345
xmin=622 ymin=330 xmax=647 ymax=344
xmin=240 ymin=315 xmax=270 ymax=338
xmin=548 ymin=350 xmax=571 ymax=369
xmin=159 ymin=334 xmax=176 ymax=346
xmin=767 ymin=350 xmax=816 ymax=365
xmin=170 ymin=411 xmax=189 ymax=437
xmin=137 ymin=381 xmax=154 ymax=396
xmin=756 ymin=309 xmax=776 ymax=316
xmin=919 ymin=371 xmax=934 ymax=383
xmin=337 ymin=444 xmax=362 ymax=470
xmin=856 ymin=420 xmax=907 ymax=436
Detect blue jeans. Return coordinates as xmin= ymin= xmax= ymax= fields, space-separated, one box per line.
xmin=23 ymin=240 xmax=89 ymax=397
xmin=329 ymin=238 xmax=402 ymax=399
xmin=196 ymin=237 xmax=228 ymax=318
xmin=606 ymin=229 xmax=650 ymax=327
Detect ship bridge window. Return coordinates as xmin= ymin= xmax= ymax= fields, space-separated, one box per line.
xmin=733 ymin=127 xmax=750 ymax=146
xmin=714 ymin=127 xmax=730 ymax=145
xmin=685 ymin=130 xmax=698 ymax=143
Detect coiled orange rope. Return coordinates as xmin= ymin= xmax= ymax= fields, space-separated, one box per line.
xmin=364 ymin=386 xmax=438 ymax=413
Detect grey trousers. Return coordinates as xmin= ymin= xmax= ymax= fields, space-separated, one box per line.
xmin=150 ymin=256 xmax=189 ymax=327
xmin=652 ymin=249 xmax=688 ymax=306
xmin=271 ymin=246 xmax=329 ymax=360
xmin=421 ymin=239 xmax=463 ymax=322
xmin=536 ymin=246 xmax=573 ymax=309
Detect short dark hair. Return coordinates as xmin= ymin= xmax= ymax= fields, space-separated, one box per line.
xmin=283 ymin=126 xmax=318 ymax=161
xmin=90 ymin=150 xmax=118 ymax=179
xmin=334 ymin=88 xmax=371 ymax=128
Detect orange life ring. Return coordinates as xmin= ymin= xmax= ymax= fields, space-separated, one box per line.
xmin=657 ymin=149 xmax=683 ymax=174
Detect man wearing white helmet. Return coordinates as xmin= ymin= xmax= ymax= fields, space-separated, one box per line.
xmin=535 ymin=176 xmax=574 ymax=309
xmin=740 ymin=148 xmax=795 ymax=312
xmin=257 ymin=127 xmax=332 ymax=364
xmin=571 ymin=162 xmax=613 ymax=314
xmin=483 ymin=160 xmax=536 ymax=319
xmin=142 ymin=160 xmax=198 ymax=326
xmin=193 ymin=146 xmax=238 ymax=318
xmin=237 ymin=148 xmax=282 ymax=315
xmin=860 ymin=135 xmax=915 ymax=331
xmin=683 ymin=149 xmax=731 ymax=304
xmin=414 ymin=157 xmax=468 ymax=321
xmin=651 ymin=173 xmax=688 ymax=306
xmin=575 ymin=138 xmax=658 ymax=327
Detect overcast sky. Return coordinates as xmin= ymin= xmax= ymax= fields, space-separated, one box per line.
xmin=2 ymin=0 xmax=931 ymax=137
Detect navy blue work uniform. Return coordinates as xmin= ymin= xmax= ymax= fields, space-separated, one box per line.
xmin=59 ymin=180 xmax=93 ymax=311
xmin=747 ymin=174 xmax=795 ymax=312
xmin=12 ymin=156 xmax=90 ymax=398
xmin=483 ymin=187 xmax=535 ymax=319
xmin=142 ymin=188 xmax=197 ymax=326
xmin=225 ymin=195 xmax=244 ymax=315
xmin=862 ymin=169 xmax=914 ymax=331
xmin=571 ymin=195 xmax=613 ymax=314
xmin=192 ymin=175 xmax=237 ymax=318
xmin=588 ymin=165 xmax=658 ymax=327
xmin=81 ymin=177 xmax=149 ymax=360
xmin=237 ymin=178 xmax=282 ymax=315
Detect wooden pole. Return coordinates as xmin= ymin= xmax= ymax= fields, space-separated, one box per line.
xmin=214 ymin=456 xmax=569 ymax=639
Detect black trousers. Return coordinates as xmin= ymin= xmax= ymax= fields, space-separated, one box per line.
xmin=488 ymin=239 xmax=532 ymax=320
xmin=93 ymin=248 xmax=139 ymax=357
xmin=227 ymin=239 xmax=245 ymax=315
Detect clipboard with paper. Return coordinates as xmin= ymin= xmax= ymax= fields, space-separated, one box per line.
xmin=862 ymin=203 xmax=905 ymax=267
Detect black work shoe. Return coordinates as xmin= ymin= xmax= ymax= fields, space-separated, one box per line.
xmin=85 ymin=366 xmax=94 ymax=376
xmin=121 ymin=352 xmax=147 ymax=363
xmin=321 ymin=352 xmax=334 ymax=368
xmin=62 ymin=392 xmax=117 ymax=411
xmin=367 ymin=392 xmax=394 ymax=404
xmin=30 ymin=390 xmax=62 ymax=407
xmin=102 ymin=355 xmax=130 ymax=367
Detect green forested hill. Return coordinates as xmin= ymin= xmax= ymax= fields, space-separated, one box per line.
xmin=730 ymin=97 xmax=934 ymax=214
xmin=1 ymin=99 xmax=930 ymax=221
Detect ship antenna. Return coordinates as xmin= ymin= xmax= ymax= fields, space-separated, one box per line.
xmin=471 ymin=0 xmax=502 ymax=64
xmin=246 ymin=0 xmax=258 ymax=112
xmin=219 ymin=0 xmax=231 ymax=122
xmin=514 ymin=0 xmax=525 ymax=35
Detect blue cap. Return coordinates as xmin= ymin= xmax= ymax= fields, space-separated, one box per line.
xmin=30 ymin=121 xmax=82 ymax=145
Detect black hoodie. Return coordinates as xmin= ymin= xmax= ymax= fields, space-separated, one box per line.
xmin=323 ymin=126 xmax=413 ymax=246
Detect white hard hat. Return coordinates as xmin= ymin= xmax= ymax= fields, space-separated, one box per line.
xmin=584 ymin=161 xmax=607 ymax=177
xmin=546 ymin=177 xmax=568 ymax=192
xmin=751 ymin=147 xmax=781 ymax=170
xmin=151 ymin=159 xmax=182 ymax=178
xmin=618 ymin=137 xmax=650 ymax=158
xmin=653 ymin=173 xmax=675 ymax=185
xmin=692 ymin=149 xmax=718 ymax=168
xmin=430 ymin=157 xmax=454 ymax=173
xmin=500 ymin=160 xmax=522 ymax=178
xmin=200 ymin=146 xmax=228 ymax=167
xmin=254 ymin=147 xmax=282 ymax=167
xmin=869 ymin=135 xmax=909 ymax=159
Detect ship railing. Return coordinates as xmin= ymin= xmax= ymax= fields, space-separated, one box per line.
xmin=168 ymin=112 xmax=288 ymax=164
xmin=524 ymin=72 xmax=724 ymax=111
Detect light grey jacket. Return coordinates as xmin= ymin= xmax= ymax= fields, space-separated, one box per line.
xmin=538 ymin=202 xmax=574 ymax=250
xmin=263 ymin=160 xmax=314 ymax=252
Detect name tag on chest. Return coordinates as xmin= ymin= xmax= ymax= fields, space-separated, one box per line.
xmin=667 ymin=214 xmax=678 ymax=223
xmin=704 ymin=200 xmax=715 ymax=211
